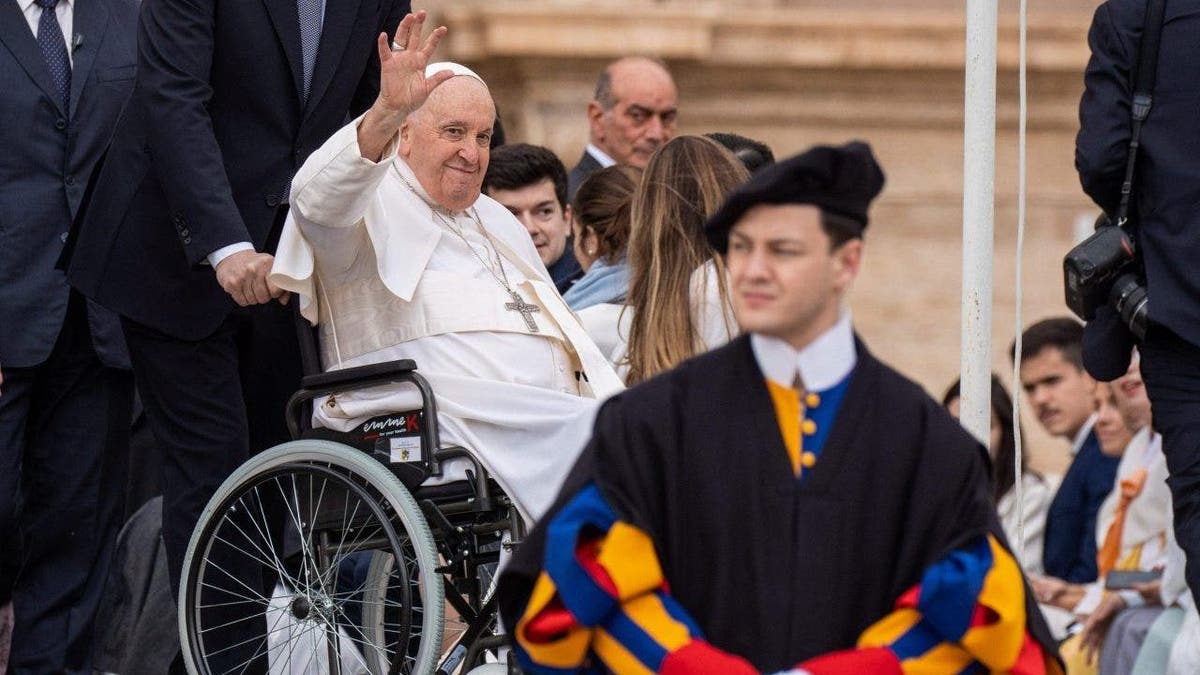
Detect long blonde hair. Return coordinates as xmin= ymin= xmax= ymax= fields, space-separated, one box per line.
xmin=623 ymin=136 xmax=750 ymax=385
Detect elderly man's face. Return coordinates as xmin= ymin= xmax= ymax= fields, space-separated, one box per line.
xmin=400 ymin=77 xmax=495 ymax=211
xmin=588 ymin=59 xmax=677 ymax=168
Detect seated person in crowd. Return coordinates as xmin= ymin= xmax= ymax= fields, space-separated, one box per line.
xmin=1035 ymin=382 xmax=1137 ymax=637
xmin=944 ymin=374 xmax=1061 ymax=576
xmin=565 ymin=165 xmax=641 ymax=358
xmin=1057 ymin=355 xmax=1171 ymax=674
xmin=1016 ymin=319 xmax=1120 ymax=590
xmin=620 ymin=135 xmax=748 ymax=384
xmin=498 ymin=142 xmax=1061 ymax=674
xmin=483 ymin=143 xmax=583 ymax=294
xmin=564 ymin=165 xmax=640 ymax=311
xmin=706 ymin=131 xmax=775 ymax=173
xmin=270 ymin=18 xmax=623 ymax=521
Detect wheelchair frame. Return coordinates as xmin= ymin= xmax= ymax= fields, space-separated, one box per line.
xmin=178 ymin=340 xmax=523 ymax=674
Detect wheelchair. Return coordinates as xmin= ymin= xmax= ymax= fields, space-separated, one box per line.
xmin=176 ymin=330 xmax=524 ymax=674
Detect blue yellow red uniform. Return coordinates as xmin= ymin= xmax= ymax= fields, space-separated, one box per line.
xmin=498 ymin=331 xmax=1062 ymax=673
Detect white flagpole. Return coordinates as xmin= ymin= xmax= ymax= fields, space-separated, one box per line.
xmin=961 ymin=0 xmax=998 ymax=446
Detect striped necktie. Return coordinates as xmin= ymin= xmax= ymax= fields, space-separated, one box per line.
xmin=35 ymin=0 xmax=71 ymax=113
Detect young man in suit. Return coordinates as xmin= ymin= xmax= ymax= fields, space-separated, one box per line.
xmin=64 ymin=0 xmax=408 ymax=670
xmin=1014 ymin=320 xmax=1117 ymax=590
xmin=485 ymin=143 xmax=584 ymax=294
xmin=0 ymin=0 xmax=137 ymax=670
xmin=567 ymin=56 xmax=677 ymax=198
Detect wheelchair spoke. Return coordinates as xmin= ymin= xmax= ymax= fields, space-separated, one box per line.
xmin=237 ymin=483 xmax=304 ymax=590
xmin=273 ymin=474 xmax=325 ymax=597
xmin=183 ymin=450 xmax=444 ymax=675
xmin=197 ymin=565 xmax=269 ymax=612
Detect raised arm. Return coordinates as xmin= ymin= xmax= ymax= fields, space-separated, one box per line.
xmin=289 ymin=12 xmax=454 ymax=230
xmin=357 ymin=11 xmax=454 ymax=161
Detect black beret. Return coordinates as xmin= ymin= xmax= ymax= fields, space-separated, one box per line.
xmin=706 ymin=141 xmax=885 ymax=253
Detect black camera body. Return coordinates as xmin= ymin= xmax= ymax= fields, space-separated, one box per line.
xmin=1063 ymin=219 xmax=1149 ymax=339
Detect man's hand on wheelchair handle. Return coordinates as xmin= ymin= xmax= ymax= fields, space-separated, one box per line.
xmin=215 ymin=250 xmax=289 ymax=307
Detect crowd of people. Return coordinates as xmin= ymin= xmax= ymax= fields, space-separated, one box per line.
xmin=4 ymin=0 xmax=1200 ymax=673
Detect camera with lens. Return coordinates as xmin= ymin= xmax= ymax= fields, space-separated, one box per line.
xmin=1063 ymin=215 xmax=1148 ymax=339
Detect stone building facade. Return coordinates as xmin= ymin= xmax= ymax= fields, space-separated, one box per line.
xmin=428 ymin=0 xmax=1107 ymax=471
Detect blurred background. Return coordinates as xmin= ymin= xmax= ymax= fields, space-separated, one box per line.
xmin=423 ymin=0 xmax=1105 ymax=473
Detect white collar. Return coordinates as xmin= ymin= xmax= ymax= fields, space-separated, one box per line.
xmin=1070 ymin=414 xmax=1098 ymax=456
xmin=585 ymin=144 xmax=618 ymax=169
xmin=22 ymin=0 xmax=70 ymax=12
xmin=750 ymin=311 xmax=857 ymax=392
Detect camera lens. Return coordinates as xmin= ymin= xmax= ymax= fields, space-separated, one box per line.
xmin=1110 ymin=274 xmax=1149 ymax=340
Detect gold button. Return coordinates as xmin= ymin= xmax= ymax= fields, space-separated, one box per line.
xmin=801 ymin=452 xmax=817 ymax=468
xmin=802 ymin=419 xmax=817 ymax=435
xmin=806 ymin=393 xmax=821 ymax=408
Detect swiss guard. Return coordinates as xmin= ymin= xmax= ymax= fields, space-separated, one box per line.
xmin=497 ymin=141 xmax=1062 ymax=674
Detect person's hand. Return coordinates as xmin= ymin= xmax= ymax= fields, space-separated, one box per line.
xmin=1032 ymin=575 xmax=1068 ymax=604
xmin=373 ymin=11 xmax=453 ymax=121
xmin=215 ymin=250 xmax=285 ymax=307
xmin=1079 ymin=593 xmax=1127 ymax=665
xmin=1132 ymin=579 xmax=1162 ymax=604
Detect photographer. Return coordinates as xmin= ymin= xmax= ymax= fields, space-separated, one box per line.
xmin=1075 ymin=0 xmax=1200 ymax=607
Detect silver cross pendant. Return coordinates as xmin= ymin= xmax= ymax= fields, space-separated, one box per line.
xmin=505 ymin=291 xmax=541 ymax=332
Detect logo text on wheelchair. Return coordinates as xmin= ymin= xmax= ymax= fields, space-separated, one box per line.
xmin=360 ymin=411 xmax=424 ymax=463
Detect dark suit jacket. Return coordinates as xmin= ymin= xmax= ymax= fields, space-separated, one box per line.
xmin=0 ymin=0 xmax=137 ymax=368
xmin=1076 ymin=0 xmax=1200 ymax=348
xmin=66 ymin=0 xmax=408 ymax=340
xmin=1041 ymin=429 xmax=1119 ymax=583
xmin=566 ymin=150 xmax=603 ymax=201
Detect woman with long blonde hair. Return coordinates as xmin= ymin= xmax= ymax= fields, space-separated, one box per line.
xmin=622 ymin=135 xmax=749 ymax=384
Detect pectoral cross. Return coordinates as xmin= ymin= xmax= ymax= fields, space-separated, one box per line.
xmin=505 ymin=291 xmax=541 ymax=332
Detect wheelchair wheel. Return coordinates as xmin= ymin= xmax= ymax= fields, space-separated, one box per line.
xmin=179 ymin=440 xmax=444 ymax=675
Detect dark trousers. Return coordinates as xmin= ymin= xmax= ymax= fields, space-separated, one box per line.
xmin=1140 ymin=322 xmax=1200 ymax=608
xmin=0 ymin=293 xmax=133 ymax=674
xmin=121 ymin=299 xmax=301 ymax=672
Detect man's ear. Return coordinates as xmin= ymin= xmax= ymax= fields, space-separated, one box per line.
xmin=587 ymin=101 xmax=607 ymax=143
xmin=831 ymin=238 xmax=864 ymax=292
xmin=563 ymin=204 xmax=574 ymax=231
xmin=399 ymin=119 xmax=413 ymax=158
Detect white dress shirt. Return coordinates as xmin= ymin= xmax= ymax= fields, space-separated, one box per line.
xmin=18 ymin=0 xmax=73 ymax=66
xmin=1070 ymin=413 xmax=1098 ymax=456
xmin=750 ymin=311 xmax=857 ymax=391
xmin=585 ymin=143 xmax=617 ymax=169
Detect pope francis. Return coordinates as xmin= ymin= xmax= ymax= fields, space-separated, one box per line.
xmin=270 ymin=12 xmax=623 ymax=522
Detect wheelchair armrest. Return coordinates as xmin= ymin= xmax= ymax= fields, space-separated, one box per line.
xmin=300 ymin=359 xmax=418 ymax=391
xmin=287 ymin=358 xmax=443 ymax=472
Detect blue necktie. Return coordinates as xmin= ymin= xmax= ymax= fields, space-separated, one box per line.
xmin=297 ymin=0 xmax=323 ymax=102
xmin=35 ymin=0 xmax=71 ymax=113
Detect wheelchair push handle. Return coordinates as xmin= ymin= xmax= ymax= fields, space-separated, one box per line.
xmin=285 ymin=358 xmax=445 ymax=476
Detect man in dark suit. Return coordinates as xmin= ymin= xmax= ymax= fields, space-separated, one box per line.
xmin=1013 ymin=318 xmax=1116 ymax=591
xmin=1076 ymin=0 xmax=1200 ymax=606
xmin=0 ymin=0 xmax=137 ymax=670
xmin=567 ymin=56 xmax=677 ymax=198
xmin=65 ymin=0 xmax=407 ymax=666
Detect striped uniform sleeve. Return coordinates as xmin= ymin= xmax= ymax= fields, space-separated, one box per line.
xmin=796 ymin=535 xmax=1064 ymax=675
xmin=513 ymin=483 xmax=758 ymax=674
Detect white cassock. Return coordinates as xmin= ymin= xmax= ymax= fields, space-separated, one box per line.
xmin=270 ymin=114 xmax=624 ymax=523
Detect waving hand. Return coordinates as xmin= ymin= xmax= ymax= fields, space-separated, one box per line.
xmin=359 ymin=11 xmax=453 ymax=160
